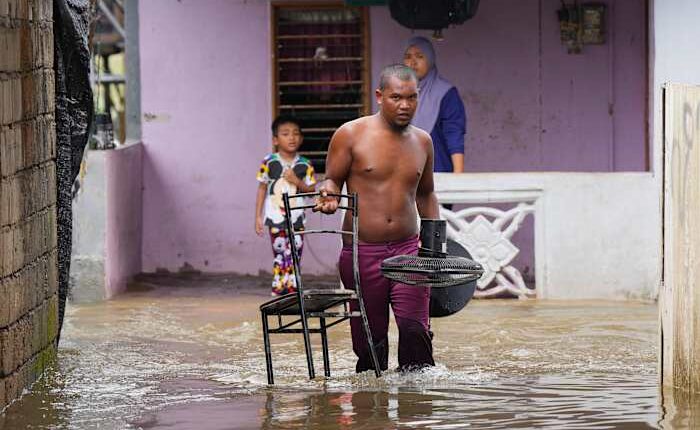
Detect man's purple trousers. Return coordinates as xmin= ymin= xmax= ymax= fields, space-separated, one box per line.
xmin=338 ymin=235 xmax=435 ymax=373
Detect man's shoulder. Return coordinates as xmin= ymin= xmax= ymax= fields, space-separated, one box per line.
xmin=338 ymin=115 xmax=378 ymax=137
xmin=331 ymin=116 xmax=370 ymax=144
xmin=409 ymin=124 xmax=432 ymax=142
xmin=340 ymin=116 xmax=371 ymax=131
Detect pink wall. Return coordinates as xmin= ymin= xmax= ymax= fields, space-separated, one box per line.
xmin=105 ymin=143 xmax=143 ymax=297
xmin=138 ymin=0 xmax=647 ymax=276
xmin=370 ymin=0 xmax=647 ymax=172
xmin=140 ymin=1 xmax=276 ymax=273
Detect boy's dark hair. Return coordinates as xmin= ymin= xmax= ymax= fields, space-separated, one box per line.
xmin=271 ymin=115 xmax=303 ymax=137
xmin=378 ymin=64 xmax=417 ymax=91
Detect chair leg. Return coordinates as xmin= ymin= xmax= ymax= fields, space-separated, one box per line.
xmin=299 ymin=308 xmax=315 ymax=380
xmin=285 ymin=192 xmax=315 ymax=381
xmin=320 ymin=317 xmax=330 ymax=378
xmin=350 ymin=195 xmax=381 ymax=378
xmin=261 ymin=312 xmax=274 ymax=385
xmin=358 ymin=298 xmax=382 ymax=377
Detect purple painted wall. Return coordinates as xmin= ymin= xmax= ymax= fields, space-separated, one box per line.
xmin=139 ymin=1 xmax=342 ymax=275
xmin=105 ymin=143 xmax=143 ymax=297
xmin=139 ymin=1 xmax=276 ymax=273
xmin=370 ymin=0 xmax=647 ymax=172
xmin=138 ymin=0 xmax=647 ymax=276
xmin=369 ymin=0 xmax=646 ymax=278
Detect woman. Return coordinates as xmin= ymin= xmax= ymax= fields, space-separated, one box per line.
xmin=403 ymin=36 xmax=466 ymax=173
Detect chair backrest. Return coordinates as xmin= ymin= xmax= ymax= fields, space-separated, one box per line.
xmin=282 ymin=192 xmax=360 ymax=297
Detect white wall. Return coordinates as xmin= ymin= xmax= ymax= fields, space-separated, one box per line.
xmin=436 ymin=172 xmax=659 ymax=299
xmin=71 ymin=150 xmax=108 ymax=302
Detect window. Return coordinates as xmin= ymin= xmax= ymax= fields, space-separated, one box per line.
xmin=272 ymin=4 xmax=370 ymax=173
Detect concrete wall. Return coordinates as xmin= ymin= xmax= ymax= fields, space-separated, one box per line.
xmin=0 ymin=0 xmax=59 ymax=411
xmin=137 ymin=1 xmax=649 ymax=295
xmin=70 ymin=150 xmax=107 ymax=302
xmin=105 ymin=143 xmax=142 ymax=298
xmin=71 ymin=144 xmax=143 ymax=301
xmin=436 ymin=172 xmax=659 ymax=299
xmin=140 ymin=0 xmax=301 ymax=275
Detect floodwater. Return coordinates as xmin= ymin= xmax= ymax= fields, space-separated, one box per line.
xmin=0 ymin=278 xmax=696 ymax=429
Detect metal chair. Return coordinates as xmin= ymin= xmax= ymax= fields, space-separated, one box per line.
xmin=259 ymin=192 xmax=381 ymax=384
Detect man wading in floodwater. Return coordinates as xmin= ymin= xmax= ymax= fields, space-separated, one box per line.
xmin=314 ymin=64 xmax=440 ymax=372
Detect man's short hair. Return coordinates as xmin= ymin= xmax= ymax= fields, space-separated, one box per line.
xmin=271 ymin=115 xmax=303 ymax=137
xmin=378 ymin=64 xmax=418 ymax=91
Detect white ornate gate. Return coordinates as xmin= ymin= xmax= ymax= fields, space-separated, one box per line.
xmin=441 ymin=204 xmax=535 ymax=298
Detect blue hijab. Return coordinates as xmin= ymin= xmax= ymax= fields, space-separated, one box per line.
xmin=404 ymin=36 xmax=454 ymax=133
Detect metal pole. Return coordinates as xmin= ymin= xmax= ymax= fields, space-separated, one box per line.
xmin=124 ymin=0 xmax=142 ymax=143
xmin=98 ymin=0 xmax=126 ymax=39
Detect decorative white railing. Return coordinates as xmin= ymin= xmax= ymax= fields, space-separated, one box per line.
xmin=432 ymin=173 xmax=660 ymax=300
xmin=440 ymin=204 xmax=536 ymax=299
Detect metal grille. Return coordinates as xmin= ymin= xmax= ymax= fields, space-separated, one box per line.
xmin=273 ymin=6 xmax=369 ymax=173
xmin=380 ymin=255 xmax=484 ymax=288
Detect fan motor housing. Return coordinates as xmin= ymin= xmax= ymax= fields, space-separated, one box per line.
xmin=429 ymin=239 xmax=477 ymax=317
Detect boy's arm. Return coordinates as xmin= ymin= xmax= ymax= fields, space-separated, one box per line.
xmin=255 ymin=182 xmax=266 ymax=236
xmin=284 ymin=168 xmax=316 ymax=193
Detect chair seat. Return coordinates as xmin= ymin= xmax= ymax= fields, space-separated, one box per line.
xmin=260 ymin=289 xmax=356 ymax=315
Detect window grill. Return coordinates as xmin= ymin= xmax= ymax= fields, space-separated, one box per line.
xmin=273 ymin=5 xmax=370 ymax=173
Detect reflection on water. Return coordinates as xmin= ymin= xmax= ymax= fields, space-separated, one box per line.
xmin=0 ymin=282 xmax=683 ymax=429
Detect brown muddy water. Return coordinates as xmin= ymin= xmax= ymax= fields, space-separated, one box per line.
xmin=0 ymin=280 xmax=694 ymax=429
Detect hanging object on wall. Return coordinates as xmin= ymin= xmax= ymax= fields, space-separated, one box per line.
xmin=557 ymin=1 xmax=582 ymax=54
xmin=557 ymin=1 xmax=606 ymax=54
xmin=581 ymin=3 xmax=606 ymax=44
xmin=388 ymin=0 xmax=480 ymax=40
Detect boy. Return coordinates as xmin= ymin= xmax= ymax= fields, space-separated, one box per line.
xmin=255 ymin=116 xmax=316 ymax=296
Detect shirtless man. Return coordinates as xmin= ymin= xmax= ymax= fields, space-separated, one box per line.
xmin=314 ymin=64 xmax=440 ymax=372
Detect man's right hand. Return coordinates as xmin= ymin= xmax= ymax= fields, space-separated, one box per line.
xmin=313 ymin=188 xmax=340 ymax=214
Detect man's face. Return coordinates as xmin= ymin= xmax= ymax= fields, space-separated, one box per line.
xmin=376 ymin=76 xmax=418 ymax=129
xmin=273 ymin=122 xmax=303 ymax=155
xmin=403 ymin=46 xmax=430 ymax=80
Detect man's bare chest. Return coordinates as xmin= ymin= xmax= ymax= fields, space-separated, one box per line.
xmin=351 ymin=139 xmax=425 ymax=182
